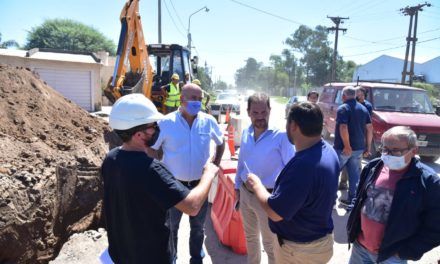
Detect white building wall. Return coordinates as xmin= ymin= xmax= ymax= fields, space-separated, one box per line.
xmin=0 ymin=51 xmax=102 ymax=111
xmin=353 ymin=54 xmax=439 ymax=85
xmin=419 ymin=57 xmax=440 ymax=84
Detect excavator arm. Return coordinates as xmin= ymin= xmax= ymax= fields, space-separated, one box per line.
xmin=104 ymin=0 xmax=153 ymax=103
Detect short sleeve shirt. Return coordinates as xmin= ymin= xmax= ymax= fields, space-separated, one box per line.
xmin=152 ymin=111 xmax=223 ymax=181
xmin=334 ymin=99 xmax=371 ymax=151
xmin=267 ymin=140 xmax=340 ymax=242
xmin=362 ymin=100 xmax=373 ymax=115
xmin=101 ymin=148 xmax=190 ymax=263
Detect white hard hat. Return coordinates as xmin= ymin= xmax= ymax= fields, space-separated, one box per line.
xmin=109 ymin=94 xmax=164 ymax=130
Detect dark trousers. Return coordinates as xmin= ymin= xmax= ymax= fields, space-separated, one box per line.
xmin=170 ymin=197 xmax=208 ymax=264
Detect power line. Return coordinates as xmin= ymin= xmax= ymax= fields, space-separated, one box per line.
xmin=163 ymin=0 xmax=186 ymax=39
xmin=168 ymin=0 xmax=186 ymax=32
xmin=344 ymin=36 xmax=439 ymax=57
xmin=342 ymin=27 xmax=440 ymax=46
xmin=229 ymin=0 xmax=302 ymax=25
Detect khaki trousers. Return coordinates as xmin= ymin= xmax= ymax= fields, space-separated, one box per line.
xmin=274 ymin=233 xmax=333 ymax=264
xmin=239 ymin=185 xmax=276 ymax=264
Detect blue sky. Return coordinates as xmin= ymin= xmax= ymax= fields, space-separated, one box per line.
xmin=1 ymin=0 xmax=439 ymax=85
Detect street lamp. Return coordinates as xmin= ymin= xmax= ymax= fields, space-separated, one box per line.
xmin=187 ymin=6 xmax=209 ymax=52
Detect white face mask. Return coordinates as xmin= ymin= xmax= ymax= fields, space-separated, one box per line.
xmin=381 ymin=154 xmax=408 ymax=170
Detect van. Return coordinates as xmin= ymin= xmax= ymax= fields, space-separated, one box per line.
xmin=318 ymin=82 xmax=440 ymax=162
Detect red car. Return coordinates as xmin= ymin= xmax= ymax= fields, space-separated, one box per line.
xmin=318 ymin=82 xmax=440 ymax=162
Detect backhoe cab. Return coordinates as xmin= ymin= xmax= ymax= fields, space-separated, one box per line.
xmin=103 ymin=0 xmax=197 ymax=114
xmin=149 ymin=44 xmax=196 ymax=112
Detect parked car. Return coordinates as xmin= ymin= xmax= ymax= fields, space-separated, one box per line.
xmin=318 ymin=82 xmax=440 ymax=162
xmin=210 ymin=92 xmax=241 ymax=123
xmin=285 ymin=95 xmax=307 ymax=117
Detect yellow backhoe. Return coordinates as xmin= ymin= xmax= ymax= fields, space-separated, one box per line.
xmin=104 ymin=0 xmax=196 ymax=113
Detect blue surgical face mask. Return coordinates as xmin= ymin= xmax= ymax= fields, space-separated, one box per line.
xmin=381 ymin=154 xmax=408 ymax=170
xmin=185 ymin=101 xmax=202 ymax=116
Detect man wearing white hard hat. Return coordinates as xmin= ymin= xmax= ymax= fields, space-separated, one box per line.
xmin=101 ymin=94 xmax=219 ymax=263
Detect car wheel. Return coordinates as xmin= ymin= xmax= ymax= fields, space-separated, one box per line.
xmin=420 ymin=155 xmax=440 ymax=163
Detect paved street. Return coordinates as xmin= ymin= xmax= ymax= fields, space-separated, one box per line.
xmin=92 ymin=99 xmax=440 ymax=263
xmin=171 ymin=98 xmax=440 ymax=264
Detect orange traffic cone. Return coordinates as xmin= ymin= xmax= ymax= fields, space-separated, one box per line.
xmin=227 ymin=124 xmax=235 ymax=158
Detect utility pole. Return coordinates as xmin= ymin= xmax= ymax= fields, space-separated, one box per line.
xmin=327 ymin=16 xmax=349 ymax=82
xmin=158 ymin=0 xmax=162 ymax=43
xmin=400 ymin=2 xmax=431 ymax=85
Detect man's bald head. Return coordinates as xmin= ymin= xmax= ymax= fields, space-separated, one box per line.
xmin=181 ymin=83 xmax=203 ymax=101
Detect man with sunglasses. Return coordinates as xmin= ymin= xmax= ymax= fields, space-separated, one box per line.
xmin=149 ymin=83 xmax=225 ymax=264
xmin=347 ymin=126 xmax=440 ymax=263
xmin=101 ymin=94 xmax=219 ymax=263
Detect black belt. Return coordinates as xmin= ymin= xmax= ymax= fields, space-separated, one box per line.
xmin=243 ymin=184 xmax=273 ymax=194
xmin=277 ymin=234 xmax=328 ymax=247
xmin=178 ymin=179 xmax=200 ymax=188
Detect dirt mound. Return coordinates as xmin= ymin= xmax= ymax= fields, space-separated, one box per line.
xmin=0 ymin=64 xmax=111 ymax=263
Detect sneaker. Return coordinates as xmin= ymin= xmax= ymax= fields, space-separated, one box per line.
xmin=339 ymin=198 xmax=352 ymax=207
xmin=338 ymin=183 xmax=348 ymax=190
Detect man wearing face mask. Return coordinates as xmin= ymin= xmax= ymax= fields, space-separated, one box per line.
xmin=101 ymin=94 xmax=219 ymax=263
xmin=347 ymin=126 xmax=440 ymax=263
xmin=150 ymin=83 xmax=225 ymax=264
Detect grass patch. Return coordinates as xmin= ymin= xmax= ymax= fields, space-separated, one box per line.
xmin=271 ymin=96 xmax=289 ymax=104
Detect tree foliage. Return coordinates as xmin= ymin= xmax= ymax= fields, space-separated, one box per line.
xmin=235 ymin=58 xmax=261 ymax=89
xmin=285 ymin=25 xmax=332 ymax=86
xmin=0 ymin=33 xmax=19 ymax=49
xmin=194 ymin=64 xmax=213 ymax=91
xmin=24 ymin=19 xmax=116 ymax=55
xmin=233 ymin=24 xmax=356 ymax=96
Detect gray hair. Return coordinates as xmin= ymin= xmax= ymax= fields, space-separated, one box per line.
xmin=342 ymin=86 xmax=356 ymax=99
xmin=381 ymin=126 xmax=417 ymax=148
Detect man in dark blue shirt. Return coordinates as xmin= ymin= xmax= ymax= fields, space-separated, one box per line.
xmin=246 ymin=102 xmax=340 ymax=264
xmin=356 ymin=86 xmax=373 ymax=115
xmin=339 ymin=86 xmax=374 ymax=191
xmin=334 ymin=86 xmax=372 ymax=207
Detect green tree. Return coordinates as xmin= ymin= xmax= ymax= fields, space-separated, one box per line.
xmin=213 ymin=80 xmax=228 ymax=91
xmin=235 ymin=57 xmax=262 ymax=89
xmin=194 ymin=64 xmax=213 ymax=91
xmin=25 ymin=19 xmax=116 ymax=55
xmin=285 ymin=25 xmax=332 ymax=86
xmin=0 ymin=33 xmax=19 ymax=48
xmin=338 ymin=60 xmax=357 ymax=82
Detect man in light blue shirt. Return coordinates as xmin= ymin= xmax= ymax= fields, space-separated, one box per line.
xmin=234 ymin=92 xmax=295 ymax=264
xmin=150 ymin=83 xmax=225 ymax=264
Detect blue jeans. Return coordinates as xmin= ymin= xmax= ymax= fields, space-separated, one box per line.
xmin=336 ymin=149 xmax=363 ymax=201
xmin=170 ymin=199 xmax=208 ymax=264
xmin=349 ymin=241 xmax=407 ymax=264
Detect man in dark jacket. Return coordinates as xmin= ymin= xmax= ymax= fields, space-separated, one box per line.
xmin=346 ymin=126 xmax=440 ymax=263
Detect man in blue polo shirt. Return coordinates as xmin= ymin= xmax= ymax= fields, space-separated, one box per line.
xmin=234 ymin=92 xmax=295 ymax=264
xmin=246 ymin=102 xmax=340 ymax=264
xmin=339 ymin=86 xmax=373 ymax=191
xmin=334 ymin=86 xmax=372 ymax=207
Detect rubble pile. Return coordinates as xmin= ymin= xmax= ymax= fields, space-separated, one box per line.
xmin=0 ymin=64 xmax=111 ymax=263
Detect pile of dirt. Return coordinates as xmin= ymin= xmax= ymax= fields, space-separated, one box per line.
xmin=0 ymin=64 xmax=112 ymax=263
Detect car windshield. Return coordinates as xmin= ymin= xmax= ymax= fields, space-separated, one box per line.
xmin=372 ymin=88 xmax=434 ymax=113
xmin=217 ymin=93 xmax=236 ymax=100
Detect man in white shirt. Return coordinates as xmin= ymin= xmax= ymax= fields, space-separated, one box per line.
xmin=150 ymin=83 xmax=225 ymax=264
xmin=234 ymin=92 xmax=295 ymax=264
